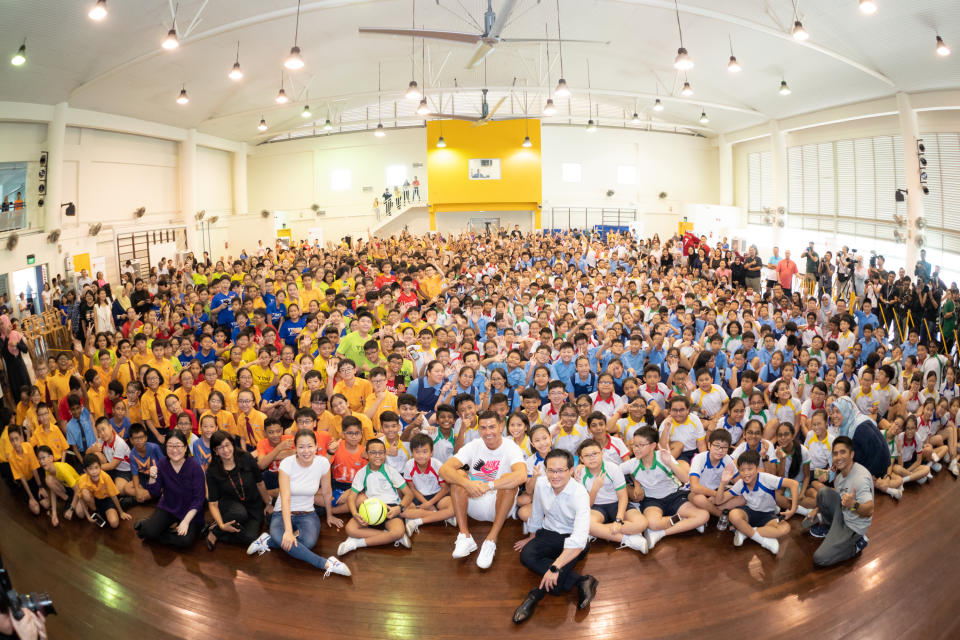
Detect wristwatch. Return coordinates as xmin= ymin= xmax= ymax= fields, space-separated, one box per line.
xmin=852 ymin=501 xmax=860 ymax=512
xmin=615 ymin=517 xmax=624 ymax=524
xmin=548 ymin=565 xmax=559 ymax=573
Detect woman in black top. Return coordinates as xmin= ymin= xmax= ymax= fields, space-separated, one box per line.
xmin=204 ymin=430 xmax=272 ymax=551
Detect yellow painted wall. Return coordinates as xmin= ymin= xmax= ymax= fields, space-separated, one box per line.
xmin=426 ymin=118 xmax=542 ymax=228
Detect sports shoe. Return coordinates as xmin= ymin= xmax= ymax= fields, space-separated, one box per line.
xmin=932 ymin=462 xmax=943 ymax=473
xmin=395 ymin=534 xmax=412 ymax=549
xmin=476 ymin=540 xmax=497 ymax=569
xmin=887 ymin=486 xmax=903 ymax=500
xmin=444 ymin=516 xmax=458 ymax=527
xmin=696 ymin=524 xmax=705 ymax=534
xmin=452 ymin=533 xmax=477 ymax=558
xmin=760 ymin=537 xmax=780 ymax=556
xmin=337 ymin=537 xmax=360 ymax=556
xmin=854 ymin=535 xmax=869 ymax=555
xmin=918 ymin=474 xmax=930 ymax=484
xmin=801 ymin=512 xmax=822 ymax=531
xmin=246 ymin=532 xmax=271 ymax=556
xmin=323 ymin=557 xmax=351 ymax=578
xmin=588 ymin=535 xmax=597 ymax=543
xmin=809 ymin=523 xmax=829 ymax=539
xmin=644 ymin=528 xmax=666 ymax=550
xmin=949 ymin=459 xmax=959 ymax=477
xmin=618 ymin=534 xmax=648 ymax=555
xmin=405 ymin=519 xmax=420 ymax=537
xmin=732 ymin=530 xmax=746 ymax=547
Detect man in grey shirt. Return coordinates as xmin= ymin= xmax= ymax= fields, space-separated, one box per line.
xmin=802 ymin=436 xmax=874 ymax=567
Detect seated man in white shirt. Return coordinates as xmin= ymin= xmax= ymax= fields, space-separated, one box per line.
xmin=439 ymin=410 xmax=527 ymax=570
xmin=511 ymin=448 xmax=597 ymax=624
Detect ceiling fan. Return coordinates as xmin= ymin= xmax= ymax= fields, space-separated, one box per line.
xmin=432 ymin=87 xmax=527 ymax=126
xmin=359 ymin=0 xmax=608 ymax=69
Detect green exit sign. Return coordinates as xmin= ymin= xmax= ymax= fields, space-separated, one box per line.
xmin=26 ymin=254 xmax=35 ymax=265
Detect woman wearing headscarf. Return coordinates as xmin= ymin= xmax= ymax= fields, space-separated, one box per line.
xmin=0 ymin=314 xmax=31 ymax=401
xmin=828 ymin=396 xmax=890 ymax=479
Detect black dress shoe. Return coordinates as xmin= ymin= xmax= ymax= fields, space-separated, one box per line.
xmin=512 ymin=591 xmax=543 ymax=624
xmin=577 ymin=576 xmax=599 ymax=610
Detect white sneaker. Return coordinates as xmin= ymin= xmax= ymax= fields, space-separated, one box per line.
xmin=405 ymin=519 xmax=420 ymax=538
xmin=476 ymin=540 xmax=497 ymax=569
xmin=949 ymin=460 xmax=959 ymax=477
xmin=444 ymin=516 xmax=458 ymax=527
xmin=696 ymin=524 xmax=705 ymax=534
xmin=395 ymin=534 xmax=412 ymax=549
xmin=452 ymin=533 xmax=477 ymax=559
xmin=733 ymin=530 xmax=746 ymax=547
xmin=760 ymin=537 xmax=780 ymax=556
xmin=246 ymin=532 xmax=271 ymax=556
xmin=918 ymin=475 xmax=930 ymax=485
xmin=618 ymin=534 xmax=649 ymax=555
xmin=644 ymin=528 xmax=666 ymax=550
xmin=932 ymin=462 xmax=943 ymax=473
xmin=887 ymin=486 xmax=903 ymax=500
xmin=337 ymin=537 xmax=360 ymax=556
xmin=796 ymin=505 xmax=812 ymax=516
xmin=323 ymin=557 xmax=352 ymax=578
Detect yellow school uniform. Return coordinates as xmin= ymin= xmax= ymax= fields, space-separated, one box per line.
xmin=227 ymin=386 xmax=262 ymax=415
xmin=234 ymin=409 xmax=267 ymax=446
xmin=30 ymin=425 xmax=70 ymax=460
xmin=248 ymin=364 xmax=276 ymax=394
xmin=77 ymin=471 xmax=119 ymax=499
xmin=8 ymin=442 xmax=40 ymax=481
xmin=194 ymin=380 xmax=232 ymax=413
xmin=200 ymin=410 xmax=238 ymax=437
xmin=334 ymin=378 xmax=373 ymax=413
xmin=140 ymin=386 xmax=173 ymax=432
xmin=363 ymin=390 xmax=398 ymax=433
xmin=87 ymin=387 xmax=107 ymax=420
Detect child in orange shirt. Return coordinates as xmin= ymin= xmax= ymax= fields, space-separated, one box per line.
xmin=76 ymin=453 xmax=131 ymax=528
xmin=7 ymin=426 xmax=45 ymax=515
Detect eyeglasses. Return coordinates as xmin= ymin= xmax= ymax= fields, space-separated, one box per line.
xmin=545 ymin=467 xmax=569 ymax=475
xmin=167 ymin=443 xmax=186 ymax=450
xmin=709 ymin=443 xmax=729 ymax=452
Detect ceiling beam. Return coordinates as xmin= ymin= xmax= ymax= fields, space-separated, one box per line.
xmin=614 ymin=0 xmax=894 ymax=86
xmin=200 ymin=83 xmax=765 ymax=125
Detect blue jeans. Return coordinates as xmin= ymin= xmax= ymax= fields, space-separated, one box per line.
xmin=267 ymin=511 xmax=329 ymax=569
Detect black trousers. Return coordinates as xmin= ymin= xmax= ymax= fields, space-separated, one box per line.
xmin=213 ymin=499 xmax=265 ymax=546
xmin=137 ymin=508 xmax=202 ymax=549
xmin=520 ymin=529 xmax=590 ymax=595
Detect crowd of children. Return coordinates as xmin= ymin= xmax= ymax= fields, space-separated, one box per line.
xmin=1 ymin=227 xmax=958 ymax=579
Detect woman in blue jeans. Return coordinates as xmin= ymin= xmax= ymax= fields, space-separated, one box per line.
xmin=246 ymin=429 xmax=352 ymax=577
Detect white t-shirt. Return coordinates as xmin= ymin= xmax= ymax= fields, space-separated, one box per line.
xmin=580 ymin=462 xmax=627 ymax=505
xmin=658 ymin=414 xmax=706 ymax=452
xmin=453 ymin=437 xmax=525 ymax=483
xmin=689 ymin=451 xmax=737 ymax=491
xmin=100 ymin=434 xmax=131 ymax=473
xmin=732 ymin=439 xmax=780 ymax=465
xmin=728 ymin=471 xmax=782 ymax=513
xmin=277 ymin=455 xmax=330 ymax=513
xmin=402 ymin=457 xmax=444 ymax=496
xmin=351 ymin=463 xmax=407 ymax=504
xmin=621 ymin=451 xmax=681 ymax=499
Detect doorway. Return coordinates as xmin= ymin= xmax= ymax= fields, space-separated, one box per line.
xmin=12 ymin=265 xmax=44 ymax=316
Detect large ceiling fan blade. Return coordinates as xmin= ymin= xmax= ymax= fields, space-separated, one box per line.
xmin=499 ymin=38 xmax=611 ymax=45
xmin=489 ymin=0 xmax=519 ymax=38
xmin=466 ymin=41 xmax=495 ymax=69
xmin=358 ymin=28 xmax=481 ymax=45
xmin=487 ymin=95 xmax=508 ymax=118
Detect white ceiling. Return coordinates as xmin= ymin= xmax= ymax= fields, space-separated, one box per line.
xmin=1 ymin=0 xmax=959 ymax=143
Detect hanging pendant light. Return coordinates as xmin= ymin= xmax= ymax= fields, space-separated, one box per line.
xmin=89 ymin=1 xmax=108 ymax=21
xmin=543 ymin=98 xmax=557 ymax=116
xmin=585 ymin=119 xmax=597 ymax=132
xmin=631 ymin=112 xmax=640 ymax=124
xmin=936 ymin=35 xmax=951 ymax=57
xmin=727 ymin=35 xmax=741 ymax=72
xmin=323 ymin=118 xmax=333 ymax=131
xmin=681 ymin=81 xmax=693 ymax=97
xmin=672 ymin=0 xmax=693 ymax=70
xmin=284 ymin=1 xmax=305 ymax=69
xmin=554 ymin=0 xmax=571 ymax=97
xmin=522 ymin=135 xmax=532 ymax=148
xmin=699 ymin=110 xmax=709 ymax=124
xmin=258 ymin=116 xmax=268 ymax=131
xmin=176 ymin=85 xmax=189 ymax=105
xmin=779 ymin=79 xmax=791 ymax=95
xmin=10 ymin=42 xmax=26 ymax=66
xmin=374 ymin=62 xmax=385 ymax=137
xmin=585 ymin=60 xmax=597 ymax=132
xmin=555 ymin=78 xmax=570 ymax=98
xmin=302 ymin=105 xmax=312 ymax=118
xmin=405 ymin=80 xmax=421 ymax=101
xmin=792 ymin=21 xmax=809 ymax=41
xmin=162 ymin=5 xmax=179 ymax=51
xmin=228 ymin=41 xmax=243 ymax=80
xmin=436 ymin=135 xmax=446 ymax=148
xmin=375 ymin=123 xmax=386 ymax=137
xmin=653 ymin=98 xmax=664 ymax=111
xmin=417 ymin=98 xmax=430 ymax=116
xmin=276 ymin=89 xmax=288 ymax=104
xmin=859 ymin=1 xmax=877 ymax=15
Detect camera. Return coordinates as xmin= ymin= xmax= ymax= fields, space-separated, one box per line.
xmin=0 ymin=555 xmax=56 ymax=620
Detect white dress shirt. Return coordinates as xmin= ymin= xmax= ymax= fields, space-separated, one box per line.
xmin=527 ymin=475 xmax=591 ymax=550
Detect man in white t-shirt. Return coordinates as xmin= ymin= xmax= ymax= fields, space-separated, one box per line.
xmin=439 ymin=410 xmax=527 ymax=569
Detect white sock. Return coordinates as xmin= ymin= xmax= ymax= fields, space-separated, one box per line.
xmin=796 ymin=505 xmax=811 ymax=515
xmin=355 ymin=538 xmax=368 ymax=548
xmin=885 ymin=487 xmax=898 ymax=496
xmin=749 ymin=531 xmax=764 ymax=543
xmin=902 ymin=475 xmax=913 ymax=484
xmin=932 ymin=453 xmax=940 ymax=462
xmin=410 ymin=518 xmax=423 ymax=527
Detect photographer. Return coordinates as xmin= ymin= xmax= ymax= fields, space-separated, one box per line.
xmin=0 ymin=609 xmax=46 ymax=640
xmin=0 ymin=555 xmax=51 ymax=640
xmin=801 ymin=242 xmax=819 ymax=298
xmin=835 ymin=248 xmax=855 ymax=300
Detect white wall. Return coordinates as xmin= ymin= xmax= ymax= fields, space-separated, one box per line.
xmin=541 ymin=126 xmax=720 ymax=220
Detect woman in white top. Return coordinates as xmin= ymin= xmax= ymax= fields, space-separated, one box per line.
xmin=94 ymin=288 xmax=115 ymax=333
xmin=245 ymin=429 xmax=351 ymax=577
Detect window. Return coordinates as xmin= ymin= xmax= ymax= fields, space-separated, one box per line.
xmin=617 ymin=165 xmax=637 ymax=185
xmin=561 ymin=163 xmax=581 ymax=183
xmin=747 ymin=151 xmax=773 ymax=214
xmin=330 ymin=169 xmax=351 ymax=191
xmin=385 ymin=164 xmax=407 ymax=188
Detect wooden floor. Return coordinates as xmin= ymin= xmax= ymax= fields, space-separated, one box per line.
xmin=2 ymin=476 xmax=959 ymax=640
